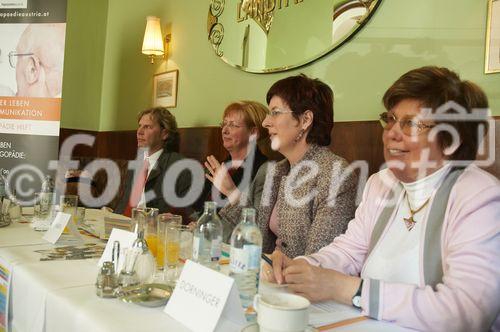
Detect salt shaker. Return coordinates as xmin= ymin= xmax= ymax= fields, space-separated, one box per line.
xmin=96 ymin=261 xmax=118 ymax=298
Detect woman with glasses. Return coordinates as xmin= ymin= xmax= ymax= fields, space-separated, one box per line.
xmin=192 ymin=101 xmax=270 ymax=217
xmin=266 ymin=67 xmax=500 ymax=331
xmin=206 ymin=74 xmax=358 ymax=255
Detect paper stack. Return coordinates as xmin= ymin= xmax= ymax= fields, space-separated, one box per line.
xmin=81 ymin=208 xmax=131 ymax=239
xmin=104 ymin=212 xmax=131 ymax=239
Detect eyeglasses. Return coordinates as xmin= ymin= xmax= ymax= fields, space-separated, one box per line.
xmin=379 ymin=112 xmax=434 ymax=136
xmin=8 ymin=51 xmax=35 ymax=68
xmin=267 ymin=108 xmax=293 ymax=117
xmin=219 ymin=121 xmax=244 ymax=129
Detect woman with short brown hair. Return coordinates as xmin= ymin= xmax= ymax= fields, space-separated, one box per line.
xmin=207 ymin=74 xmax=358 ymax=256
xmin=268 ymin=66 xmax=499 ymax=331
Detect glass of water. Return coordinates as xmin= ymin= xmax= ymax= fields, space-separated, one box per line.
xmin=59 ymin=195 xmax=78 ymax=225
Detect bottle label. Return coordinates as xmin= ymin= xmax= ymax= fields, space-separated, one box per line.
xmin=245 ymin=244 xmax=261 ymax=270
xmin=192 ymin=236 xmax=201 ymax=260
xmin=39 ymin=192 xmax=52 ymax=212
xmin=210 ymin=237 xmax=221 ymax=262
xmin=230 ymin=247 xmax=249 ymax=273
xmin=230 ymin=245 xmax=261 ymax=273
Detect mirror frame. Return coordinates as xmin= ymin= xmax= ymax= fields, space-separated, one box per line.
xmin=207 ymin=0 xmax=383 ymax=73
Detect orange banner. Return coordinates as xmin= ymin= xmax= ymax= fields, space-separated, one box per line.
xmin=0 ymin=97 xmax=61 ymax=121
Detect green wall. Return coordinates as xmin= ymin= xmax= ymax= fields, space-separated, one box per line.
xmin=61 ymin=0 xmax=500 ymax=131
xmin=60 ymin=0 xmax=108 ymax=130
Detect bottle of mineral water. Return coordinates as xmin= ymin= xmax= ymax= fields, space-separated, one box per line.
xmin=39 ymin=175 xmax=55 ymax=219
xmin=229 ymin=208 xmax=262 ymax=308
xmin=0 ymin=175 xmax=9 ymax=227
xmin=192 ymin=201 xmax=223 ymax=271
xmin=0 ymin=174 xmax=7 ymax=200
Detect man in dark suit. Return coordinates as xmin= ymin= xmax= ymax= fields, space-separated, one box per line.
xmin=115 ymin=107 xmax=192 ymax=217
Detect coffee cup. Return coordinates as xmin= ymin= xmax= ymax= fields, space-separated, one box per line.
xmin=253 ymin=293 xmax=310 ymax=332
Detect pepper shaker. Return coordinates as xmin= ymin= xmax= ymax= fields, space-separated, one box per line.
xmin=96 ymin=261 xmax=118 ymax=298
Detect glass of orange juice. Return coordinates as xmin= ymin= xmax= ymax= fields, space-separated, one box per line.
xmin=157 ymin=214 xmax=182 ymax=269
xmin=165 ymin=224 xmax=181 ymax=268
xmin=156 ymin=217 xmax=168 ymax=271
xmin=144 ymin=208 xmax=159 ymax=257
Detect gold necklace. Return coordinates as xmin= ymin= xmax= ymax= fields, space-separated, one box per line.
xmin=403 ymin=193 xmax=431 ymax=231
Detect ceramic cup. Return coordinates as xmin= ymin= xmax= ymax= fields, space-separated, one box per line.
xmin=253 ymin=293 xmax=310 ymax=332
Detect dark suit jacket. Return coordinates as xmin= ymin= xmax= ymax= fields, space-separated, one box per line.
xmin=115 ymin=150 xmax=192 ymax=216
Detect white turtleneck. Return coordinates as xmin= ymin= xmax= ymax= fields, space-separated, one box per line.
xmin=362 ymin=164 xmax=451 ymax=285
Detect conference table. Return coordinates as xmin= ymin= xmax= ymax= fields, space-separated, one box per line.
xmin=0 ymin=220 xmax=410 ymax=332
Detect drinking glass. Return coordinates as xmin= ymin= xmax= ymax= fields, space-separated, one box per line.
xmin=157 ymin=217 xmax=168 ymax=271
xmin=77 ymin=207 xmax=86 ymax=225
xmin=158 ymin=214 xmax=182 ymax=227
xmin=156 ymin=213 xmax=182 ymax=267
xmin=131 ymin=207 xmax=147 ymax=233
xmin=165 ymin=224 xmax=181 ymax=269
xmin=144 ymin=208 xmax=159 ymax=257
xmin=59 ymin=195 xmax=78 ymax=225
xmin=178 ymin=225 xmax=193 ymax=262
xmin=35 ymin=192 xmax=55 ymax=220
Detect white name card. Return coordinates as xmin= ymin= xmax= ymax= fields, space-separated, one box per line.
xmin=43 ymin=212 xmax=82 ymax=244
xmin=98 ymin=228 xmax=137 ymax=273
xmin=164 ymin=260 xmax=247 ymax=332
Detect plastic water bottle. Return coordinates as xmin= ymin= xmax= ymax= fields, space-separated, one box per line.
xmin=0 ymin=174 xmax=7 ymax=199
xmin=41 ymin=174 xmax=55 ymax=193
xmin=8 ymin=189 xmax=21 ymax=222
xmin=39 ymin=175 xmax=55 ymax=219
xmin=229 ymin=208 xmax=262 ymax=308
xmin=192 ymin=201 xmax=223 ymax=271
xmin=0 ymin=175 xmax=9 ymax=227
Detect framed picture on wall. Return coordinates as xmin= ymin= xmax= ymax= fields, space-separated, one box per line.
xmin=153 ymin=69 xmax=179 ymax=107
xmin=485 ymin=0 xmax=500 ymax=73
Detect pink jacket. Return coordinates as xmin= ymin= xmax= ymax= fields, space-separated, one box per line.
xmin=303 ymin=165 xmax=500 ymax=331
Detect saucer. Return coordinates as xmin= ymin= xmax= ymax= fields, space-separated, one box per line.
xmin=116 ymin=283 xmax=172 ymax=307
xmin=241 ymin=323 xmax=318 ymax=332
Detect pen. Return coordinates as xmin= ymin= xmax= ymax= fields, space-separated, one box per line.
xmin=261 ymin=253 xmax=273 ymax=266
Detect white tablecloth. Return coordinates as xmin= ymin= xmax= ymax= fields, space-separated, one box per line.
xmin=1 ymin=221 xmax=410 ymax=332
xmin=0 ymin=222 xmax=48 ymax=248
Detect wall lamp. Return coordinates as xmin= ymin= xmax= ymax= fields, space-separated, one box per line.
xmin=142 ymin=16 xmax=171 ymax=64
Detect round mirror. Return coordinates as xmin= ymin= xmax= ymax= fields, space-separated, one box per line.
xmin=208 ymin=0 xmax=382 ymax=73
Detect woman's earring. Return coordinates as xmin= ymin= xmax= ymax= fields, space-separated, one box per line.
xmin=294 ymin=129 xmax=305 ymax=142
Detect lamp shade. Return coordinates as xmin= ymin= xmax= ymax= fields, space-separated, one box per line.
xmin=142 ymin=16 xmax=164 ymax=56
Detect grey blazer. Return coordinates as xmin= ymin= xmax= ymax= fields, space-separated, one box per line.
xmin=219 ymin=145 xmax=357 ymax=258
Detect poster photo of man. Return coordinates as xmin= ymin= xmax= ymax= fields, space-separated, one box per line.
xmin=0 ymin=23 xmax=66 ymax=98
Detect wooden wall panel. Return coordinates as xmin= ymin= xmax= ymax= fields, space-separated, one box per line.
xmin=330 ymin=121 xmax=385 ymax=176
xmin=178 ymin=127 xmax=227 ymax=163
xmin=59 ymin=128 xmax=98 ymax=157
xmin=59 ymin=118 xmax=499 ymax=179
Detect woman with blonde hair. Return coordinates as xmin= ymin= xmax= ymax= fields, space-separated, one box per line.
xmin=193 ymin=100 xmax=270 ymax=216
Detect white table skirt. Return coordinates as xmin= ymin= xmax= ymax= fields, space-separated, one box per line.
xmin=1 ymin=221 xmax=410 ymax=332
xmin=44 ymin=285 xmax=190 ymax=332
